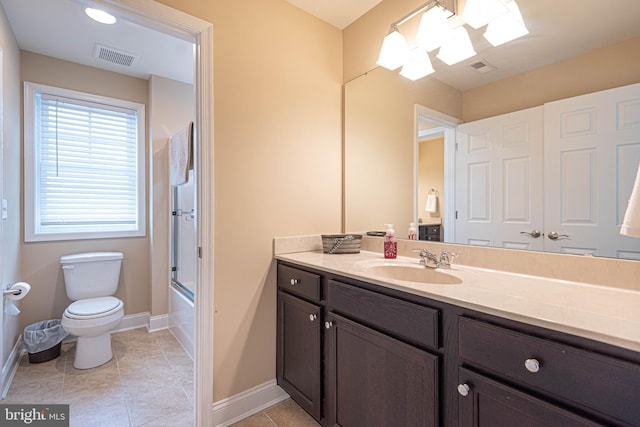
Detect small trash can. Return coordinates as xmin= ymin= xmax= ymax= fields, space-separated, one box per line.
xmin=23 ymin=319 xmax=69 ymax=363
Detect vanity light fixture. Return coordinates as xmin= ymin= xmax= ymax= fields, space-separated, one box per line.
xmin=436 ymin=26 xmax=477 ymax=65
xmin=376 ymin=26 xmax=410 ymax=70
xmin=483 ymin=0 xmax=529 ymax=46
xmin=400 ymin=48 xmax=435 ymax=80
xmin=377 ymin=0 xmax=528 ymax=80
xmin=85 ymin=7 xmax=117 ymax=25
xmin=415 ymin=4 xmax=452 ymax=52
xmin=460 ymin=0 xmax=509 ymax=29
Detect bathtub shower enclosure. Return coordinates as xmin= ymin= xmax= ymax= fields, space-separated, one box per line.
xmin=169 ymin=169 xmax=196 ymax=358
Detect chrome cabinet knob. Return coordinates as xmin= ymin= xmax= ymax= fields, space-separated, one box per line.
xmin=324 ymin=321 xmax=333 ymax=329
xmin=457 ymin=383 xmax=470 ymax=397
xmin=309 ymin=314 xmax=317 ymax=322
xmin=548 ymin=231 xmax=570 ymax=240
xmin=525 ymin=358 xmax=541 ymax=373
xmin=520 ymin=229 xmax=542 ymax=238
xmin=290 ymin=279 xmax=298 ymax=286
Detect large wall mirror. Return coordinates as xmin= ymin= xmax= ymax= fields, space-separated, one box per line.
xmin=344 ymin=0 xmax=640 ymax=260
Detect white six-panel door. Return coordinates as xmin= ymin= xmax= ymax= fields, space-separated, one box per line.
xmin=544 ymin=83 xmax=640 ymax=259
xmin=455 ymin=107 xmax=544 ymax=250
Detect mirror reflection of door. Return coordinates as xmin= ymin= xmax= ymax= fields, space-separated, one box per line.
xmin=455 ymin=106 xmax=545 ymax=250
xmin=544 ymin=82 xmax=640 ymax=259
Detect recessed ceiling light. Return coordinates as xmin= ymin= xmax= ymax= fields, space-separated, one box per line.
xmin=85 ymin=7 xmax=117 ymax=25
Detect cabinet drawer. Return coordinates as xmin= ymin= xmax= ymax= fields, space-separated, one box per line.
xmin=425 ymin=225 xmax=440 ymax=235
xmin=459 ymin=317 xmax=640 ymax=425
xmin=329 ymin=280 xmax=439 ymax=349
xmin=277 ymin=264 xmax=321 ymax=302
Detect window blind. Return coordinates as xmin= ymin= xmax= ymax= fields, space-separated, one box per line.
xmin=35 ymin=92 xmax=139 ymax=232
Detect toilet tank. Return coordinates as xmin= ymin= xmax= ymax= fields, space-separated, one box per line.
xmin=60 ymin=252 xmax=123 ymax=301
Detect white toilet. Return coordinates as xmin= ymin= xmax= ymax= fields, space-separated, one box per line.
xmin=60 ymin=252 xmax=125 ymax=369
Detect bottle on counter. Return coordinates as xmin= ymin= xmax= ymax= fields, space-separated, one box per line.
xmin=408 ymin=222 xmax=417 ymax=240
xmin=384 ymin=224 xmax=397 ymax=259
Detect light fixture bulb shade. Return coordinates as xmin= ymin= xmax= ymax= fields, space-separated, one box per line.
xmin=484 ymin=0 xmax=529 ymax=46
xmin=415 ymin=6 xmax=451 ymax=52
xmin=400 ymin=48 xmax=435 ymax=81
xmin=436 ymin=27 xmax=477 ymax=65
xmin=85 ymin=7 xmax=117 ymax=25
xmin=376 ymin=30 xmax=410 ymax=70
xmin=461 ymin=0 xmax=509 ymax=29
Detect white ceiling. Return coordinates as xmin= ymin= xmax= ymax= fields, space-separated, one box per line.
xmin=2 ymin=0 xmax=640 ymax=90
xmin=0 ymin=0 xmax=195 ymax=84
xmin=283 ymin=0 xmax=383 ymax=29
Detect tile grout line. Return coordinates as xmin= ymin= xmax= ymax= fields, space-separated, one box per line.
xmin=263 ymin=411 xmax=279 ymax=427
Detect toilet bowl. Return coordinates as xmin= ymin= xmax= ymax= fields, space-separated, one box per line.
xmin=61 ymin=296 xmax=124 ymax=369
xmin=60 ymin=252 xmax=124 ymax=369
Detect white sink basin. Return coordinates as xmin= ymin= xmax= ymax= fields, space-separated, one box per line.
xmin=356 ymin=260 xmax=462 ymax=285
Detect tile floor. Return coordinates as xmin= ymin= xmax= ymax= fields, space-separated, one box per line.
xmin=230 ymin=399 xmax=321 ymax=427
xmin=5 ymin=328 xmax=317 ymax=427
xmin=4 ymin=328 xmax=194 ymax=427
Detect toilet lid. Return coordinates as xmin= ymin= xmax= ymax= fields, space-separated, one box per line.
xmin=66 ymin=296 xmax=123 ymax=319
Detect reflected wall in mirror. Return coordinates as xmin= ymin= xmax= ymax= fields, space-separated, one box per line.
xmin=344 ymin=0 xmax=640 ymax=259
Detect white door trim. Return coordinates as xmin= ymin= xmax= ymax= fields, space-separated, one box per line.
xmin=414 ymin=105 xmax=461 ymax=242
xmin=88 ymin=1 xmax=214 ymax=425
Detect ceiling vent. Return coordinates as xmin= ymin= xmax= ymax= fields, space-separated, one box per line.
xmin=469 ymin=60 xmax=496 ymax=74
xmin=94 ymin=43 xmax=136 ymax=67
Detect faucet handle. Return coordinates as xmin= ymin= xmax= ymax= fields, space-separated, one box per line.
xmin=439 ymin=250 xmax=459 ymax=268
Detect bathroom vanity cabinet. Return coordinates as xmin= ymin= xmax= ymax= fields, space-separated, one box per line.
xmin=276 ymin=261 xmax=640 ymax=427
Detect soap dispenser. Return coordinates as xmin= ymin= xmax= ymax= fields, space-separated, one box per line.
xmin=408 ymin=222 xmax=417 ymax=240
xmin=384 ymin=224 xmax=397 ymax=259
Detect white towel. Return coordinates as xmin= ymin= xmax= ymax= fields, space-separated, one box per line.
xmin=170 ymin=122 xmax=193 ymax=186
xmin=425 ymin=194 xmax=438 ymax=213
xmin=621 ymin=162 xmax=640 ymax=238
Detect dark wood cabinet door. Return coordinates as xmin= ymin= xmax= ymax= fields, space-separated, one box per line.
xmin=458 ymin=368 xmax=603 ymax=427
xmin=326 ymin=313 xmax=438 ymax=427
xmin=277 ymin=291 xmax=322 ymax=420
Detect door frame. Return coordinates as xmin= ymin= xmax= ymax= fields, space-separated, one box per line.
xmin=90 ymin=1 xmax=214 ymax=425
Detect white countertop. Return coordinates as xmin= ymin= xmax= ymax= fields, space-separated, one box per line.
xmin=276 ymin=250 xmax=640 ymax=353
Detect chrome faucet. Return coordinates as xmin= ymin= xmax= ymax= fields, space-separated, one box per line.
xmin=438 ymin=250 xmax=459 ymax=269
xmin=415 ymin=249 xmax=440 ymax=268
xmin=414 ymin=248 xmax=459 ymax=269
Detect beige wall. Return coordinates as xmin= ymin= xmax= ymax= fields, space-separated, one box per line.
xmin=149 ymin=75 xmax=194 ymax=317
xmin=0 ymin=2 xmax=22 ymax=365
xmin=344 ymin=66 xmax=460 ymax=234
xmin=154 ymin=0 xmax=343 ymax=401
xmin=19 ymin=52 xmax=151 ymax=329
xmin=463 ymin=37 xmax=640 ymax=121
xmin=418 ymin=136 xmax=444 ymax=223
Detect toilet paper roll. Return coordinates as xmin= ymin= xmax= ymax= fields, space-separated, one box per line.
xmin=5 ymin=282 xmax=30 ymax=301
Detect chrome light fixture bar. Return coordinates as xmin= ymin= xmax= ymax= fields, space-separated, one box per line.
xmin=377 ymin=0 xmax=528 ymax=81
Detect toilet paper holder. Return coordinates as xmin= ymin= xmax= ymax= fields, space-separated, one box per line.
xmin=3 ymin=282 xmax=30 ymax=301
xmin=3 ymin=288 xmax=22 ymax=297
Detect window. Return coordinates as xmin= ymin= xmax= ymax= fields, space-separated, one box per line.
xmin=24 ymin=82 xmax=146 ymax=242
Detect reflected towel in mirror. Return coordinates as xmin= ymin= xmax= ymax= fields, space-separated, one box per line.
xmin=621 ymin=162 xmax=640 ymax=238
xmin=425 ymin=194 xmax=438 ymax=213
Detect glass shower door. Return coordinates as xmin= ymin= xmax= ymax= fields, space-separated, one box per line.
xmin=171 ymin=169 xmax=196 ymax=300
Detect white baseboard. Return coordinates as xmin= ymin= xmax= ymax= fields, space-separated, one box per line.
xmin=212 ymin=380 xmax=289 ymax=427
xmin=148 ymin=314 xmax=168 ymax=332
xmin=117 ymin=312 xmax=150 ymax=332
xmin=1 ymin=337 xmax=23 ymax=400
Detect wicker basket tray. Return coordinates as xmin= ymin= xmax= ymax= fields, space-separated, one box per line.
xmin=321 ymin=234 xmax=362 ymax=254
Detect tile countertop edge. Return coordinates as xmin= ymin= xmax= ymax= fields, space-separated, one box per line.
xmin=275 ymin=250 xmax=640 ymax=353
